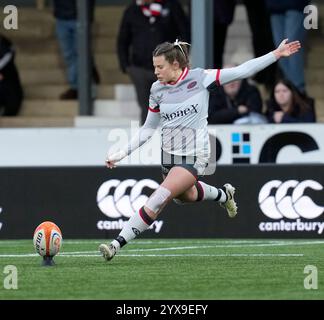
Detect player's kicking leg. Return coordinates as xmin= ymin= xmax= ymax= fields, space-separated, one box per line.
xmin=99 ymin=166 xmax=196 ymax=261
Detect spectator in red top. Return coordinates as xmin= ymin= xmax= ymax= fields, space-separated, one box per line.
xmin=117 ymin=0 xmax=190 ymax=124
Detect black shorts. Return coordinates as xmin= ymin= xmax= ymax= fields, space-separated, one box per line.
xmin=161 ymin=150 xmax=201 ymax=179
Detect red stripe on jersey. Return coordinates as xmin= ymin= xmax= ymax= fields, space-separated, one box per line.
xmin=216 ymin=69 xmax=221 ymax=86
xmin=170 ymin=67 xmax=188 ymax=85
xmin=148 ymin=106 xmax=160 ymax=113
xmin=180 ymin=67 xmax=189 ymax=81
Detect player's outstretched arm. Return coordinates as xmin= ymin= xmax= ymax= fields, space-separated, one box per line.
xmin=219 ymin=39 xmax=301 ymax=86
xmin=105 ymin=110 xmax=160 ymax=169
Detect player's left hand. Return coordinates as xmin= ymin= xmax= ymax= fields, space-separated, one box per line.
xmin=274 ymin=39 xmax=301 ymax=59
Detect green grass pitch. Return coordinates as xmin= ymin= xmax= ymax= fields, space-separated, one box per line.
xmin=0 ymin=239 xmax=323 ymax=300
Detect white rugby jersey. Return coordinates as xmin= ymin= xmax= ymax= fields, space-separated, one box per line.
xmin=149 ymin=67 xmax=215 ymax=160
xmin=122 ymin=52 xmax=277 ymax=162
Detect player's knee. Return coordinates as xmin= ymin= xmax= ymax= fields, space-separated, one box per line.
xmin=145 ymin=186 xmax=171 ymax=214
xmin=173 ymin=186 xmax=196 ymax=204
xmin=189 ymin=186 xmax=199 ymax=201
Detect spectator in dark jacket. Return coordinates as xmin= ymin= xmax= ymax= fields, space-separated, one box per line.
xmin=208 ymin=65 xmax=263 ymax=124
xmin=212 ymin=0 xmax=236 ymax=69
xmin=117 ymin=0 xmax=190 ymax=124
xmin=212 ymin=0 xmax=277 ymax=89
xmin=265 ymin=79 xmax=315 ymax=123
xmin=265 ymin=0 xmax=310 ymax=93
xmin=243 ymin=0 xmax=278 ymax=89
xmin=53 ymin=0 xmax=100 ymax=100
xmin=0 ymin=34 xmax=23 ymax=116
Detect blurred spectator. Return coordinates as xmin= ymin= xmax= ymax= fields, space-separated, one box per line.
xmin=265 ymin=0 xmax=309 ymax=93
xmin=213 ymin=0 xmax=277 ymax=89
xmin=212 ymin=0 xmax=236 ymax=68
xmin=53 ymin=0 xmax=100 ymax=100
xmin=265 ymin=79 xmax=316 ymax=123
xmin=208 ymin=64 xmax=264 ymax=124
xmin=243 ymin=0 xmax=278 ymax=89
xmin=117 ymin=0 xmax=190 ymax=125
xmin=0 ymin=34 xmax=23 ymax=116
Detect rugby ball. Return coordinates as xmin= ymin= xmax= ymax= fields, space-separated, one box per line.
xmin=33 ymin=221 xmax=63 ymax=257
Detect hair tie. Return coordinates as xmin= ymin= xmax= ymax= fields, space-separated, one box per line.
xmin=173 ymin=39 xmax=190 ymax=58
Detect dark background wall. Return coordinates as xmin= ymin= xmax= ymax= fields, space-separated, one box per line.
xmin=1 ymin=165 xmax=323 ymax=239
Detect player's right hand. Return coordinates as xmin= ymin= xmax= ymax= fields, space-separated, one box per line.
xmin=105 ymin=159 xmax=117 ymax=169
xmin=105 ymin=150 xmax=127 ymax=169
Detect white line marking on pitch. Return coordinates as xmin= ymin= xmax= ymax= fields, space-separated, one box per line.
xmin=124 ymin=241 xmax=324 ymax=251
xmin=0 ymin=253 xmax=303 ymax=258
xmin=2 ymin=239 xmax=324 ymax=246
xmin=1 ymin=240 xmax=324 ymax=246
xmin=0 ymin=240 xmax=322 ymax=258
xmin=48 ymin=240 xmax=324 ymax=248
xmin=62 ymin=253 xmax=304 ymax=257
xmin=118 ymin=253 xmax=304 ymax=257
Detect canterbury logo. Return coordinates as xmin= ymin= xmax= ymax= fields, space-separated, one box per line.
xmin=97 ymin=179 xmax=159 ymax=219
xmin=258 ymin=180 xmax=324 ymax=220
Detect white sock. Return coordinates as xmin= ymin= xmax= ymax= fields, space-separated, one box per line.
xmin=112 ymin=207 xmax=153 ymax=250
xmin=196 ymin=181 xmax=227 ymax=203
